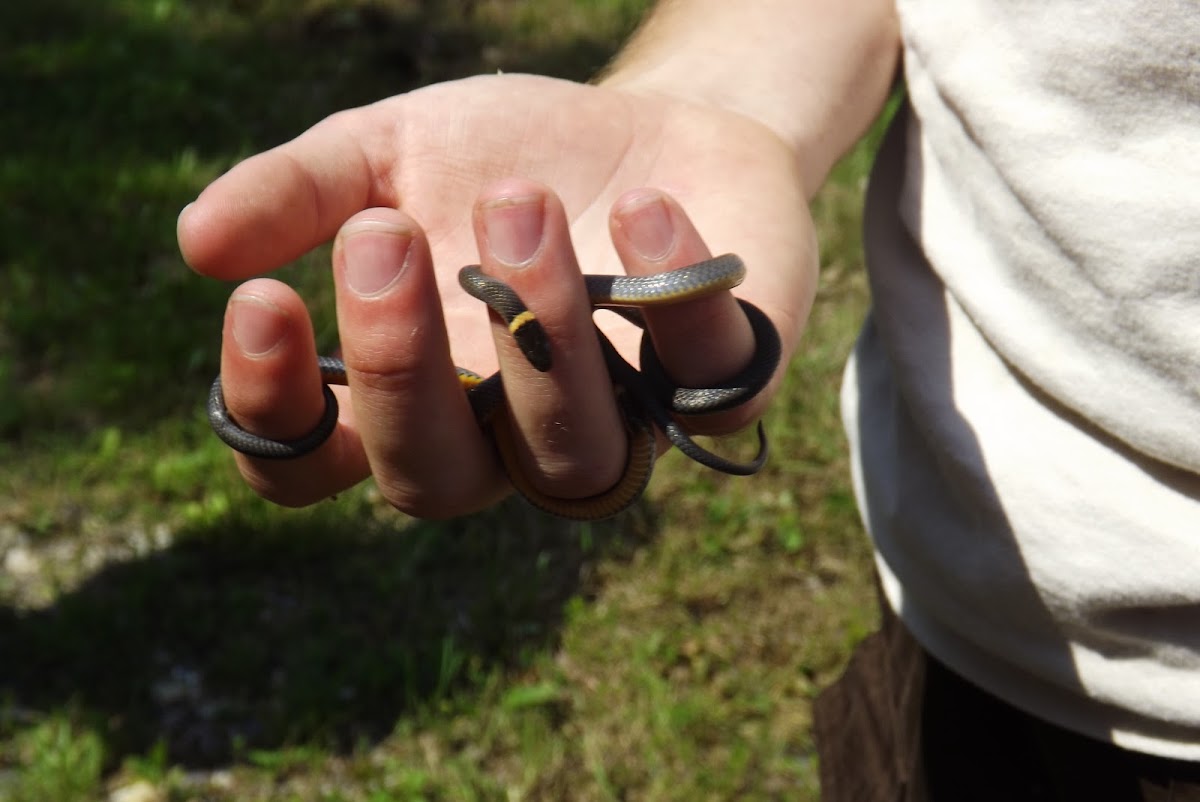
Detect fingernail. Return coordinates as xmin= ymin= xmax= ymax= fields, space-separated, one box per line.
xmin=483 ymin=195 xmax=545 ymax=266
xmin=176 ymin=203 xmax=198 ymax=268
xmin=230 ymin=295 xmax=287 ymax=357
xmin=341 ymin=220 xmax=413 ymax=296
xmin=176 ymin=202 xmax=194 ymax=226
xmin=617 ymin=192 xmax=675 ymax=261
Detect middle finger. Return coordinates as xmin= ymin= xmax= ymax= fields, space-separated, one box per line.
xmin=472 ymin=179 xmax=630 ymax=501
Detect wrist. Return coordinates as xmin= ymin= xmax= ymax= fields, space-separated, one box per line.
xmin=594 ymin=0 xmax=901 ymax=196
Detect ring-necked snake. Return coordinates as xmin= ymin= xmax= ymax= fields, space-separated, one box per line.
xmin=207 ymin=253 xmax=781 ymax=520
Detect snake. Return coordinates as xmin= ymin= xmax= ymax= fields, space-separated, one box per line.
xmin=207 ymin=253 xmax=781 ymax=520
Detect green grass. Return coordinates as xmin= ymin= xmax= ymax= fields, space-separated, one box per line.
xmin=0 ymin=1 xmax=883 ymax=799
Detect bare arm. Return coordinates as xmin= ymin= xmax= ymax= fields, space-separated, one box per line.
xmin=602 ymin=0 xmax=901 ymax=195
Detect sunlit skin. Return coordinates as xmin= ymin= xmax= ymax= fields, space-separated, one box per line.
xmin=178 ymin=1 xmax=900 ymax=519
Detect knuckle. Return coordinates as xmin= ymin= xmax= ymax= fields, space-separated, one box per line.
xmin=235 ymin=437 xmax=356 ymax=509
xmin=375 ymin=478 xmax=503 ymax=520
xmin=343 ymin=360 xmax=433 ymax=424
xmin=525 ymin=450 xmax=626 ymax=500
xmin=344 ymin=356 xmax=424 ymax=397
xmin=239 ymin=468 xmax=325 ymax=509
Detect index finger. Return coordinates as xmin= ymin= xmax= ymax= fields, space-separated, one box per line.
xmin=177 ymin=109 xmax=383 ymax=279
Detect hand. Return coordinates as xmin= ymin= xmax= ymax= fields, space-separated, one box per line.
xmin=179 ymin=74 xmax=817 ymax=518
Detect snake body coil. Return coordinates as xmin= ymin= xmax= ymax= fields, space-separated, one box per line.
xmin=206 ymin=254 xmax=781 ymax=520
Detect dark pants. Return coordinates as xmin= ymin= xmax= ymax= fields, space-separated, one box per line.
xmin=813 ymin=595 xmax=1200 ymax=802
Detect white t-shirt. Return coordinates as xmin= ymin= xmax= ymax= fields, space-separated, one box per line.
xmin=843 ymin=0 xmax=1200 ymax=758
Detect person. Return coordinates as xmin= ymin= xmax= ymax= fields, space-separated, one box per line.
xmin=177 ymin=0 xmax=1200 ymax=798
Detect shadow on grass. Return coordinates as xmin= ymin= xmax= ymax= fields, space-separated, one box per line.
xmin=0 ymin=499 xmax=658 ymax=767
xmin=1 ymin=0 xmax=661 ymax=771
xmin=0 ymin=0 xmax=638 ymax=441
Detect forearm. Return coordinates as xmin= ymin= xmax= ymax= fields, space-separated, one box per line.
xmin=601 ymin=0 xmax=900 ymax=195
